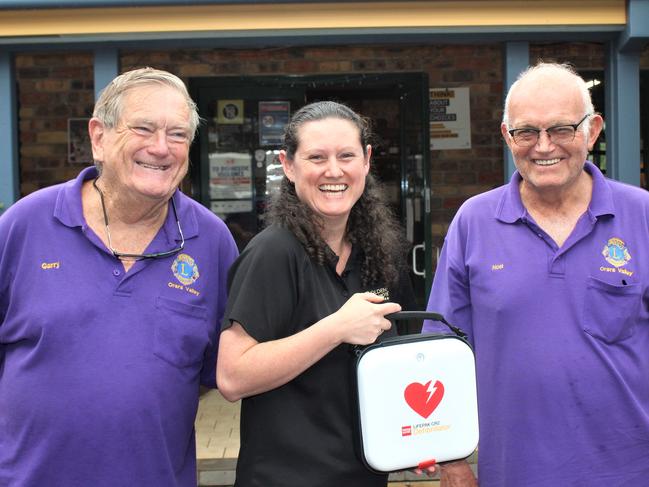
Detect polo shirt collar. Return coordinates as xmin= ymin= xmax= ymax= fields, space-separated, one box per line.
xmin=324 ymin=242 xmax=362 ymax=272
xmin=584 ymin=161 xmax=615 ymax=218
xmin=54 ymin=165 xmax=96 ymax=228
xmin=495 ymin=160 xmax=615 ymax=224
xmin=54 ymin=165 xmax=199 ymax=240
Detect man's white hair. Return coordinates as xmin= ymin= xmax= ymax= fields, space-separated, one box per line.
xmin=502 ymin=62 xmax=595 ymax=133
xmin=93 ymin=67 xmax=200 ymax=140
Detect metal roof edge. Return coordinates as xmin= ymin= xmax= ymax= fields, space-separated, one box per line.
xmin=0 ymin=25 xmax=623 ymax=51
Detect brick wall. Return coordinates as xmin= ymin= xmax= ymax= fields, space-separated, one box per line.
xmin=531 ymin=42 xmax=606 ymax=68
xmin=15 ymin=52 xmax=95 ymax=195
xmin=122 ymin=43 xmax=505 ymax=247
xmin=14 ymin=41 xmax=644 ymax=245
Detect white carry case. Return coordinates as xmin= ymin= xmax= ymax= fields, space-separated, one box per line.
xmin=354 ymin=311 xmax=479 ymax=473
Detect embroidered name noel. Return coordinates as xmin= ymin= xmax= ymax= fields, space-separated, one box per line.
xmin=491 ymin=264 xmax=504 ymax=271
xmin=41 ymin=261 xmax=60 ymax=270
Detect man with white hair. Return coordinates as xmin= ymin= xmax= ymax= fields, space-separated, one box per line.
xmin=425 ymin=62 xmax=649 ymax=485
xmin=0 ymin=68 xmax=238 ymax=486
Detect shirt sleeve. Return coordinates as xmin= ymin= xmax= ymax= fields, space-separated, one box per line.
xmin=0 ymin=207 xmax=18 ymax=328
xmin=424 ymin=214 xmax=474 ymax=344
xmin=222 ymin=228 xmax=303 ymax=343
xmin=200 ymin=220 xmax=239 ymax=388
xmin=0 ymin=215 xmax=8 ymax=326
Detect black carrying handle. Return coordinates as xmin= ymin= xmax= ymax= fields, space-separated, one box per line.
xmin=350 ymin=310 xmax=468 ymax=357
xmin=386 ymin=311 xmax=467 ymax=339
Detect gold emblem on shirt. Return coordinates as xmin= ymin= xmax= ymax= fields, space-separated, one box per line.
xmin=171 ymin=253 xmax=200 ymax=286
xmin=369 ymin=287 xmax=390 ymax=300
xmin=602 ymin=238 xmax=631 ymax=268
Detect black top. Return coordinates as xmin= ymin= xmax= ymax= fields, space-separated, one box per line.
xmin=222 ymin=225 xmax=413 ymax=487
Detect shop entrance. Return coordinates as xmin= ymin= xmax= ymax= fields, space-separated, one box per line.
xmin=189 ymin=73 xmax=432 ymax=306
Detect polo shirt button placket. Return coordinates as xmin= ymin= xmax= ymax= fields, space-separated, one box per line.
xmin=112 ymin=269 xmax=121 ymax=277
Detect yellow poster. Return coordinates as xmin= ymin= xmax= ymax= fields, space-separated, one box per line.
xmin=217 ymin=99 xmax=244 ymax=124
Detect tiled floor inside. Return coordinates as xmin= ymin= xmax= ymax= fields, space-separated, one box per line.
xmin=195 ymin=389 xmax=443 ymax=486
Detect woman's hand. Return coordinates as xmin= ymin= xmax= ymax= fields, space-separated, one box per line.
xmin=217 ymin=293 xmax=400 ymax=401
xmin=331 ymin=292 xmax=401 ymax=345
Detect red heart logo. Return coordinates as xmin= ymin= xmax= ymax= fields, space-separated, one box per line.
xmin=404 ymin=380 xmax=445 ymax=419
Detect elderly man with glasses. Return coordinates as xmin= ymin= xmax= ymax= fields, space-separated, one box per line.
xmin=425 ymin=62 xmax=649 ymax=486
xmin=0 ymin=68 xmax=238 ymax=487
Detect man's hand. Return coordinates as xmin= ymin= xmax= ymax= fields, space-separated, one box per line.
xmin=440 ymin=460 xmax=477 ymax=487
xmin=412 ymin=463 xmax=437 ymax=476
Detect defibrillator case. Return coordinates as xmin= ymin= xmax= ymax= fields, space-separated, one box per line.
xmin=354 ymin=311 xmax=479 ymax=473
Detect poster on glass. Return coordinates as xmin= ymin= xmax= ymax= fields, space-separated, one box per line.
xmin=209 ymin=152 xmax=253 ymax=201
xmin=259 ymin=101 xmax=290 ymax=146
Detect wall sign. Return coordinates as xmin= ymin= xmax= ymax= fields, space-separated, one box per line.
xmin=429 ymin=87 xmax=471 ymax=150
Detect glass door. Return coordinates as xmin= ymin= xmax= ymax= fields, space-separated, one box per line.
xmin=191 ymin=78 xmax=305 ymax=251
xmin=303 ymin=74 xmax=431 ymax=309
xmin=397 ymin=75 xmax=432 ymax=308
xmin=190 ymin=74 xmax=431 ymax=309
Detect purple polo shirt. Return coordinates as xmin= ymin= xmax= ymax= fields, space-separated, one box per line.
xmin=424 ymin=162 xmax=649 ymax=486
xmin=0 ymin=167 xmax=238 ymax=487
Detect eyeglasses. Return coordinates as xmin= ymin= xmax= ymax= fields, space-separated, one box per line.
xmin=508 ymin=114 xmax=591 ymax=147
xmin=93 ymin=178 xmax=185 ymax=261
xmin=125 ymin=123 xmax=192 ymax=146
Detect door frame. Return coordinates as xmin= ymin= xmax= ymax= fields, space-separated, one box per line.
xmin=189 ymin=72 xmax=433 ymax=298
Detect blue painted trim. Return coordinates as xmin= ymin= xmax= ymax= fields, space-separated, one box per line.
xmin=502 ymin=41 xmax=529 ymax=183
xmin=605 ymin=42 xmax=641 ymax=186
xmin=0 ymin=25 xmax=623 ymax=50
xmin=0 ymin=51 xmax=19 ymax=215
xmin=619 ymin=0 xmax=649 ymax=52
xmin=94 ymin=48 xmax=119 ymax=100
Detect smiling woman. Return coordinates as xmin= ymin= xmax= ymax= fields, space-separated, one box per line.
xmin=273 ymin=101 xmax=405 ymax=285
xmin=216 ymin=101 xmax=419 ymax=487
xmin=279 ymin=116 xmax=370 ymax=249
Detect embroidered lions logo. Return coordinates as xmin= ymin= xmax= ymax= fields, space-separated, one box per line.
xmin=172 ymin=253 xmax=200 ymax=286
xmin=602 ymin=238 xmax=631 ymax=268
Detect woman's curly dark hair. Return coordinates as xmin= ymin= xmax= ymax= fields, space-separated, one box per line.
xmin=267 ymin=101 xmax=408 ymax=288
